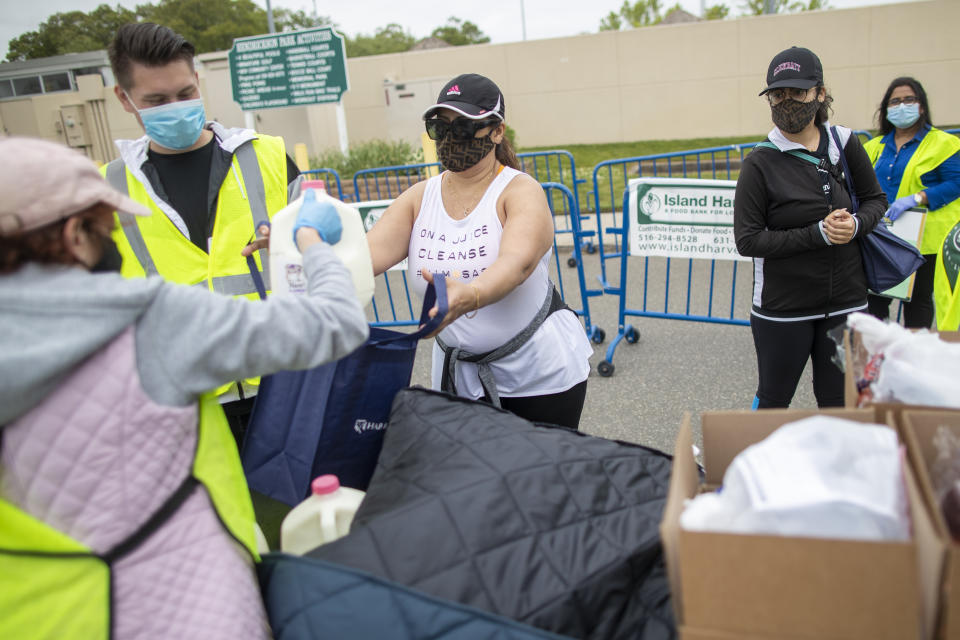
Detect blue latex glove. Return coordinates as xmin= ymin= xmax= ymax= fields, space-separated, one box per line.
xmin=292 ymin=189 xmax=342 ymax=245
xmin=884 ymin=195 xmax=916 ymax=223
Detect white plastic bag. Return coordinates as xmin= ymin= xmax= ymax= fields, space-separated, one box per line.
xmin=680 ymin=416 xmax=910 ymax=541
xmin=847 ymin=312 xmax=960 ymax=408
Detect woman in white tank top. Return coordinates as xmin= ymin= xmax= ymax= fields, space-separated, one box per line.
xmin=366 ymin=73 xmax=591 ymax=429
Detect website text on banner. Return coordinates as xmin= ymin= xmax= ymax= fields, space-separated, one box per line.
xmin=628 ymin=178 xmax=747 ymax=262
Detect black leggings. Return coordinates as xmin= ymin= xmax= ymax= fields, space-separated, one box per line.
xmin=750 ymin=313 xmax=848 ymax=409
xmin=483 ymin=379 xmax=588 ymax=430
xmin=866 ymin=253 xmax=936 ymax=328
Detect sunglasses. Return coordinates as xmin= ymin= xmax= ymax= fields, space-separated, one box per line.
xmin=765 ymin=87 xmax=813 ymax=105
xmin=424 ymin=117 xmax=500 ymax=141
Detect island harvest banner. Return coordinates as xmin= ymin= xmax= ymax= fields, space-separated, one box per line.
xmin=627 ymin=177 xmax=746 ymax=262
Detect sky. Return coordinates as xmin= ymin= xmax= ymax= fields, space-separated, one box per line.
xmin=0 ymin=0 xmax=918 ymax=60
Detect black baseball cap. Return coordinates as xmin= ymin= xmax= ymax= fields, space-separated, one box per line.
xmin=422 ymin=73 xmax=505 ymax=121
xmin=759 ymin=46 xmax=823 ymax=96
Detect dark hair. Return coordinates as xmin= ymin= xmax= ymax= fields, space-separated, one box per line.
xmin=0 ymin=205 xmax=113 ymax=274
xmin=877 ymin=76 xmax=931 ymax=135
xmin=109 ymin=23 xmax=196 ymax=90
xmin=814 ymin=84 xmax=834 ymax=127
xmin=495 ymin=131 xmax=519 ymax=170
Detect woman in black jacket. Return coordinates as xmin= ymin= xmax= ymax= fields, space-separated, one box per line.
xmin=734 ymin=47 xmax=886 ymax=408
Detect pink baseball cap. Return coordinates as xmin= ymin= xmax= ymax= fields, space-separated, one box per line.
xmin=0 ymin=137 xmax=150 ymax=236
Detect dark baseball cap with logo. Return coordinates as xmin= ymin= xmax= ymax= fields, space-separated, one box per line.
xmin=422 ymin=73 xmax=505 ymax=121
xmin=759 ymin=46 xmax=823 ymax=96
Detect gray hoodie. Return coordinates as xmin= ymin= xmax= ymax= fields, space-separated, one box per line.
xmin=0 ymin=243 xmax=369 ymax=425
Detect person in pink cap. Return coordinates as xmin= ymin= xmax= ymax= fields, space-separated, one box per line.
xmin=0 ymin=137 xmax=368 ymax=638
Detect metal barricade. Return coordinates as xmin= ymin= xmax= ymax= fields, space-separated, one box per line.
xmin=301 ymin=168 xmax=347 ymax=201
xmin=591 ymin=145 xmax=761 ymax=376
xmin=542 ymin=182 xmax=604 ymax=342
xmin=353 ymin=162 xmax=440 ymax=202
xmin=591 ymin=143 xmax=759 ymax=290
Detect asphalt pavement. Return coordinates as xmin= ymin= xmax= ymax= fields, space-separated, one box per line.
xmin=379 ymin=244 xmax=822 ymax=456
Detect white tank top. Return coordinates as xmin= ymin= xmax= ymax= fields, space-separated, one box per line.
xmin=408 ymin=167 xmax=591 ymax=399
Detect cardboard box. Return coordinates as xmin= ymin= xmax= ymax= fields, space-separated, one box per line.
xmin=844 ymin=329 xmax=960 ymax=408
xmin=902 ymin=410 xmax=960 ymax=640
xmin=661 ymin=408 xmax=943 ymax=640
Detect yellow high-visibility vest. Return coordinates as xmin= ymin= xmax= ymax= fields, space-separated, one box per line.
xmin=864 ymin=128 xmax=960 ymax=255
xmin=102 ymin=134 xmax=290 ymax=395
xmin=0 ymin=394 xmax=259 ymax=639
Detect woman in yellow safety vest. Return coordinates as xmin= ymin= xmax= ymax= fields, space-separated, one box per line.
xmin=0 ymin=137 xmax=368 ymax=639
xmin=864 ymin=77 xmax=960 ymax=330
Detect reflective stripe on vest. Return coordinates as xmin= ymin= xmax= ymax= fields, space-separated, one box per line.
xmin=102 ymin=138 xmax=283 ymax=296
xmin=864 ymin=129 xmax=960 ymax=254
xmin=106 ymin=159 xmax=160 ymax=277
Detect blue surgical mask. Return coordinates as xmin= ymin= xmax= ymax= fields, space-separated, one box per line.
xmin=131 ymin=96 xmax=207 ymax=150
xmin=886 ymin=103 xmax=921 ymax=129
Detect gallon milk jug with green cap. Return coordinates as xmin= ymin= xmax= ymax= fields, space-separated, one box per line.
xmin=269 ymin=180 xmax=374 ymax=305
xmin=280 ymin=474 xmax=366 ymax=554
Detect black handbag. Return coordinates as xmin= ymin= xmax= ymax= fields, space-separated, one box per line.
xmin=829 ymin=126 xmax=925 ymax=293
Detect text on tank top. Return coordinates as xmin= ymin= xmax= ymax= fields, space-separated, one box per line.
xmin=408 ymin=166 xmax=552 ymax=354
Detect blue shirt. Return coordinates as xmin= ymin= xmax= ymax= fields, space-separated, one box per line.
xmin=873 ymin=124 xmax=960 ymax=210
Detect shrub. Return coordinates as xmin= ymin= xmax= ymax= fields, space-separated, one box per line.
xmin=310 ymin=139 xmax=421 ymax=178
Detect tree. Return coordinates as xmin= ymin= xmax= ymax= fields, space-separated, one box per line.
xmin=599 ymin=0 xmax=664 ymax=31
xmin=740 ymin=0 xmax=828 ymax=14
xmin=273 ymin=9 xmax=334 ymax=32
xmin=705 ymin=4 xmax=730 ymax=19
xmin=430 ymin=17 xmax=490 ymax=46
xmin=6 ymin=4 xmax=137 ymax=61
xmin=345 ymin=24 xmax=415 ymax=58
xmin=137 ymin=0 xmax=270 ymax=53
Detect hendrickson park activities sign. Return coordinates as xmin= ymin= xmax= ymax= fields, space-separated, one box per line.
xmin=229 ymin=26 xmax=349 ymax=111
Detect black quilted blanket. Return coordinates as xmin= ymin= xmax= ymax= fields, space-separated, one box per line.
xmin=308 ymin=388 xmax=676 ymax=640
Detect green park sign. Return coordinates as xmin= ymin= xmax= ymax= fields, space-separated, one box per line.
xmin=228 ymin=27 xmax=349 ymax=111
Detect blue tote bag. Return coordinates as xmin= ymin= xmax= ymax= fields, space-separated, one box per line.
xmin=240 ymin=259 xmax=447 ymax=504
xmin=829 ymin=126 xmax=925 ymax=292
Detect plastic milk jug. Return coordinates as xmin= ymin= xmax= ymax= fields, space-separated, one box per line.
xmin=268 ymin=179 xmax=374 ymax=305
xmin=280 ymin=475 xmax=366 ymax=555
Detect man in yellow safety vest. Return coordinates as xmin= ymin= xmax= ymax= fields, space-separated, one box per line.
xmin=101 ymin=22 xmax=304 ymax=438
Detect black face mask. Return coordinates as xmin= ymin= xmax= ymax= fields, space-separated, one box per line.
xmin=437 ymin=133 xmax=496 ymax=172
xmin=770 ymin=98 xmax=821 ymax=134
xmin=91 ymin=234 xmax=123 ymax=273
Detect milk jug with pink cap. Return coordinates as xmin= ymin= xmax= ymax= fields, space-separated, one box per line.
xmin=280 ymin=474 xmax=366 ymax=554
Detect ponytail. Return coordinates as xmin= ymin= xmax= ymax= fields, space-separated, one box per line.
xmin=495 ymin=134 xmax=519 ymax=170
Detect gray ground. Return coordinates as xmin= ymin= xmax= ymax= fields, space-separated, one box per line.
xmin=373 ymin=244 xmax=821 ymax=456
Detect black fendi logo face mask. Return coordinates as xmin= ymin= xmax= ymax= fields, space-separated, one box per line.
xmin=437 ymin=133 xmax=496 ymax=172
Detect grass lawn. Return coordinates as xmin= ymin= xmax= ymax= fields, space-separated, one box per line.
xmin=521 ymin=133 xmax=770 ymax=174
xmin=519 ymin=134 xmax=772 ymax=213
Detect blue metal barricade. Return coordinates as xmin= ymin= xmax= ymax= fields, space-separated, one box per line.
xmin=301 ymin=168 xmax=347 ymax=201
xmin=591 ymin=143 xmax=759 ymax=290
xmin=353 ymin=162 xmax=441 ymax=202
xmin=542 ymin=182 xmax=604 ymax=342
xmin=591 ymin=146 xmax=763 ymax=377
